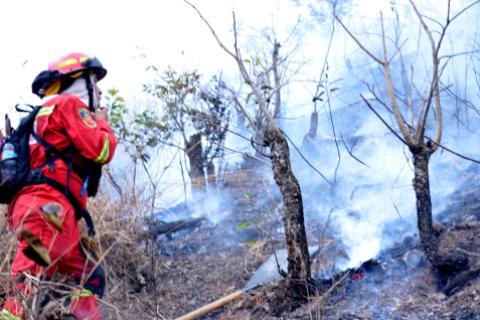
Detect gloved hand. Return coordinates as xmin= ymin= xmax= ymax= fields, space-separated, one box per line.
xmin=94 ymin=106 xmax=109 ymax=122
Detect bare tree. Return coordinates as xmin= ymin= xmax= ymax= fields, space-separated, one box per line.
xmin=337 ymin=0 xmax=479 ymax=273
xmin=235 ymin=29 xmax=302 ymax=165
xmin=184 ymin=1 xmax=312 ymax=295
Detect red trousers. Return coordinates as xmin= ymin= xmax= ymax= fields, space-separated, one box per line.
xmin=2 ymin=185 xmax=104 ymax=320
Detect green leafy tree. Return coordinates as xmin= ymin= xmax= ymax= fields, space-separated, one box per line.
xmin=143 ymin=68 xmax=231 ymax=190
xmin=107 ymin=88 xmax=169 ymax=163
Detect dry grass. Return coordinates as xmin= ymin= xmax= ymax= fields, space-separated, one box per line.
xmin=0 ymin=168 xmax=281 ymax=319
xmin=0 ymin=205 xmax=17 ymax=295
xmin=9 ymin=166 xmax=480 ymax=319
xmin=87 ymin=193 xmax=151 ymax=319
xmin=0 ymin=192 xmax=154 ymax=319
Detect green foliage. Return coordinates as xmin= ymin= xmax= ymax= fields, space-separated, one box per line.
xmin=244 ymin=240 xmax=258 ymax=247
xmin=105 ymin=66 xmax=232 ymax=180
xmin=236 ymin=220 xmax=254 ymax=230
xmin=143 ymin=67 xmax=201 ymax=135
xmin=143 ymin=67 xmax=231 ymax=166
xmin=242 ymin=54 xmax=273 ymax=104
xmin=107 ymin=88 xmax=128 ymax=140
xmin=105 ymin=88 xmax=169 ymax=162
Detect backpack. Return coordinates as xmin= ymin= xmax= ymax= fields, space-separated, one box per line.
xmin=0 ymin=104 xmax=101 ymax=235
xmin=0 ymin=105 xmax=41 ymax=204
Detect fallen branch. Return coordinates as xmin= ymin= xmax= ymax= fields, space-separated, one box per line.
xmin=146 ymin=217 xmax=206 ymax=239
xmin=443 ymin=263 xmax=480 ymax=296
xmin=308 ymin=269 xmax=351 ymax=314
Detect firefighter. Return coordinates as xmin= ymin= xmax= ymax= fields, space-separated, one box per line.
xmin=1 ymin=52 xmax=118 ymax=320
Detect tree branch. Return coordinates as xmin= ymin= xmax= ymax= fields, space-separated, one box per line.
xmin=339 ymin=132 xmax=371 ymax=169
xmin=409 ymin=0 xmax=442 ymax=149
xmin=380 ymin=12 xmax=416 ymax=146
xmin=182 ymin=0 xmax=237 ymax=60
xmin=360 ymin=95 xmax=409 ymax=146
xmin=368 ymin=91 xmax=480 ymax=165
xmin=335 ymin=16 xmax=384 ymax=65
xmin=282 ymin=129 xmax=332 ymax=186
xmin=272 ymin=41 xmax=282 ymax=119
xmin=450 ymin=0 xmax=480 ymax=22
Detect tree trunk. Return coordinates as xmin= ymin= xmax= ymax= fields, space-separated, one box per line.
xmin=206 ymin=161 xmax=216 ymax=187
xmin=186 ymin=133 xmax=206 ymax=191
xmin=412 ymin=150 xmax=437 ymax=262
xmin=266 ymin=128 xmax=311 ymax=293
xmin=253 ymin=125 xmax=268 ymax=164
xmin=412 ymin=148 xmax=468 ymax=273
xmin=308 ymin=111 xmax=318 ymax=139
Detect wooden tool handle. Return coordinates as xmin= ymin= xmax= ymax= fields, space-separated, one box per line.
xmin=175 ymin=289 xmax=245 ymax=320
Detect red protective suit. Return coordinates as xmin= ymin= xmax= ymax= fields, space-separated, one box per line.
xmin=2 ymin=94 xmax=117 ymax=320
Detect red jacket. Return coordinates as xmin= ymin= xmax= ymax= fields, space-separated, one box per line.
xmin=23 ymin=94 xmax=117 ymax=208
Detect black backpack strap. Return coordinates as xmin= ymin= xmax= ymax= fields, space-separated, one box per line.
xmin=28 ymin=107 xmax=95 ymax=236
xmin=31 ymin=130 xmax=75 ymax=198
xmin=30 ymin=128 xmax=66 ymax=162
xmin=79 ymin=208 xmax=95 ymax=237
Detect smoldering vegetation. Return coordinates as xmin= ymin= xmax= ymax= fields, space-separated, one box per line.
xmin=1 ymin=112 xmax=476 ymax=319
xmin=2 ymin=1 xmax=480 ymax=319
xmin=1 ymin=135 xmax=480 ymax=319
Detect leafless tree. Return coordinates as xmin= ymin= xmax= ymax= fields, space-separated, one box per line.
xmin=337 ymin=0 xmax=479 ymax=274
xmin=184 ymin=1 xmax=312 ymax=295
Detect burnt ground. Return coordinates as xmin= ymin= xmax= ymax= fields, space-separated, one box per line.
xmin=1 ymin=165 xmax=479 ymax=319
xmin=123 ymin=165 xmax=480 ymax=320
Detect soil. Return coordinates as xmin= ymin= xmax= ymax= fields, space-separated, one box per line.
xmin=4 ymin=165 xmax=479 ymax=319
xmin=137 ymin=165 xmax=480 ymax=320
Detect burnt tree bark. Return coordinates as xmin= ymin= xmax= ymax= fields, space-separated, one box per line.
xmin=303 ymin=110 xmax=318 ymax=146
xmin=206 ymin=161 xmax=216 ymax=187
xmin=266 ymin=128 xmax=311 ymax=292
xmin=412 ymin=146 xmax=468 ymax=273
xmin=412 ymin=148 xmax=437 ymax=259
xmin=186 ymin=133 xmax=206 ymax=190
xmin=183 ymin=1 xmax=312 ymax=296
xmin=308 ymin=111 xmax=318 ymax=140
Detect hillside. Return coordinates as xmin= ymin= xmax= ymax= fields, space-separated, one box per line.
xmin=1 ymin=165 xmax=480 ymax=319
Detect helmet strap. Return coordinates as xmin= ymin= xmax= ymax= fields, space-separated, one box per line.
xmin=84 ymin=74 xmax=95 ymax=112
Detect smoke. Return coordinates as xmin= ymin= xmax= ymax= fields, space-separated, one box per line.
xmin=281 ymin=0 xmax=480 ymax=268
xmin=103 ymin=0 xmax=480 ymax=270
xmin=289 ymin=109 xmax=418 ymax=268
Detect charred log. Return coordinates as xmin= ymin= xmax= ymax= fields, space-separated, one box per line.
xmin=265 ymin=127 xmax=311 ymax=296
xmin=146 ymin=217 xmax=206 ymax=240
xmin=443 ymin=263 xmax=480 ymax=296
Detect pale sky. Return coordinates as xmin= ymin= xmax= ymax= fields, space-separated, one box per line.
xmin=1 ymin=0 xmax=474 ymax=116
xmin=0 ymin=0 xmax=308 ymax=118
xmin=1 ymin=0 xmax=453 ymax=121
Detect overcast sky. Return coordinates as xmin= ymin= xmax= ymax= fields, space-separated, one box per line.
xmin=1 ymin=0 xmax=475 ymax=113
xmin=0 ymin=0 xmax=311 ymax=117
xmin=0 ymin=0 xmax=452 ymax=118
